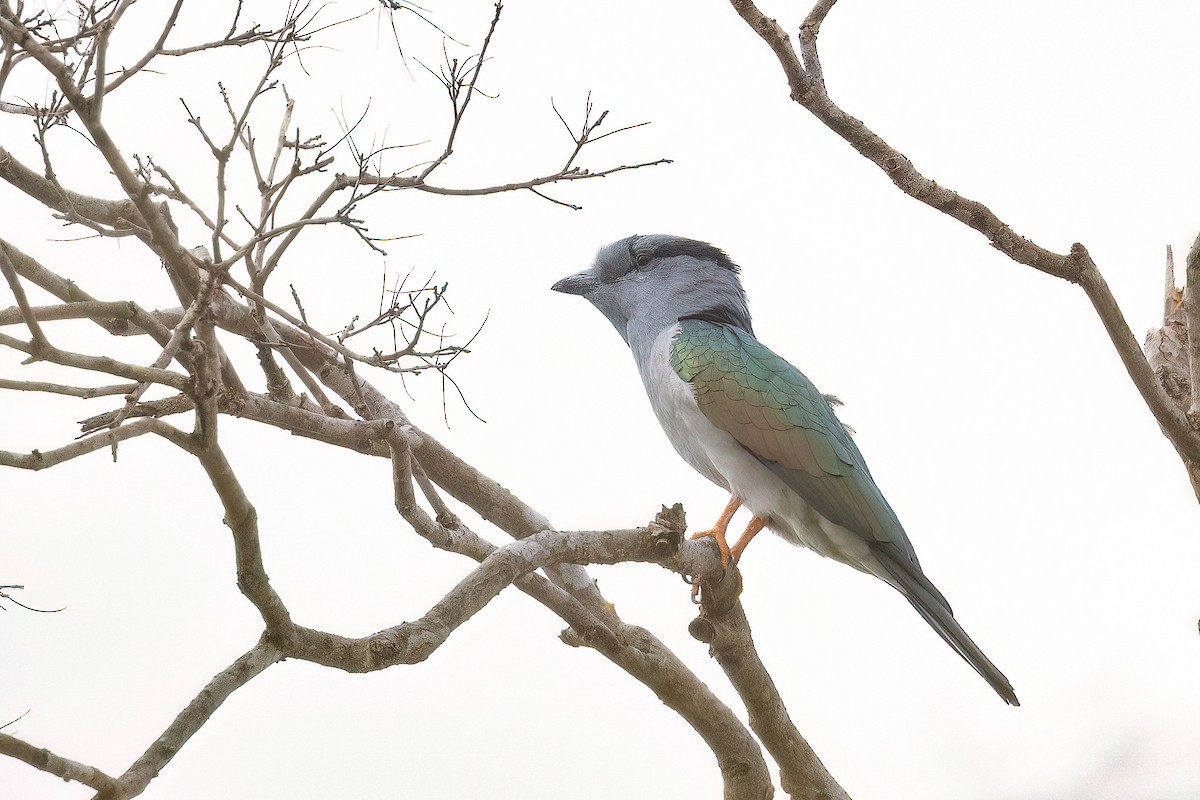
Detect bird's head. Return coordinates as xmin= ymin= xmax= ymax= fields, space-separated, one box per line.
xmin=551 ymin=234 xmax=753 ymax=345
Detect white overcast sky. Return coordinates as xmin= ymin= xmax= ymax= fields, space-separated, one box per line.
xmin=4 ymin=2 xmax=1200 ymax=799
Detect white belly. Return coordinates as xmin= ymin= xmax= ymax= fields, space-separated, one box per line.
xmin=635 ymin=325 xmax=872 ymax=570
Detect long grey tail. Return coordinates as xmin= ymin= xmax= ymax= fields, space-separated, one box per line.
xmin=870 ymin=544 xmax=1019 ymax=706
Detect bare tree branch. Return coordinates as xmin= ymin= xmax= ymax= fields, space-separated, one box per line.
xmin=103 ymin=640 xmax=283 ymax=800
xmin=0 ymin=245 xmax=49 ymax=355
xmin=0 ymin=734 xmax=119 ymax=794
xmin=0 ymin=147 xmax=141 ymax=232
xmin=0 ymin=329 xmax=189 ymax=388
xmin=0 ymin=418 xmax=192 ymax=470
xmin=725 ymin=0 xmax=1200 ymax=482
xmin=286 ymin=331 xmax=773 ymax=798
xmin=79 ymin=393 xmax=195 ymax=434
xmin=0 ymin=239 xmax=174 ymax=344
xmin=0 ymin=300 xmax=142 ymax=328
xmin=414 ymin=1 xmax=504 ymax=182
xmin=0 ymin=9 xmax=203 ymax=300
xmin=0 ymin=377 xmax=134 ymax=397
xmin=190 ymin=436 xmax=293 ymax=634
xmin=286 ymin=508 xmax=695 ymax=671
xmin=691 ymin=602 xmax=850 ymax=800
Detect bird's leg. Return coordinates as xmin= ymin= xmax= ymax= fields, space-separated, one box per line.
xmin=689 ymin=494 xmax=741 ymax=566
xmin=729 ymin=516 xmax=768 ymax=564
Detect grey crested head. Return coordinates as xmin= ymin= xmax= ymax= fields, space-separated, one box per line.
xmin=551 ymin=234 xmax=752 ymax=347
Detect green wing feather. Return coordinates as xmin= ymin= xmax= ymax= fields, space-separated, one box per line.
xmin=670 ymin=318 xmax=913 ymax=556
xmin=671 ymin=320 xmax=1021 ymax=703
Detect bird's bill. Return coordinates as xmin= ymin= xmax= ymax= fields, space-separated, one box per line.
xmin=550 ymin=271 xmax=598 ymax=296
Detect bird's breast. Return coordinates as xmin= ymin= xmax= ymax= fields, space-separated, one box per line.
xmin=635 ymin=325 xmax=730 ymax=489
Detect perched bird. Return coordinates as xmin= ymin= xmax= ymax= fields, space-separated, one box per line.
xmin=551 ymin=234 xmax=1018 ymax=705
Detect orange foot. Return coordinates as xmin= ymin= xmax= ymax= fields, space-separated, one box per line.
xmin=689 ymin=494 xmax=741 ymax=566
xmin=690 ymin=514 xmax=768 ymax=605
xmin=729 ymin=515 xmax=768 ymax=564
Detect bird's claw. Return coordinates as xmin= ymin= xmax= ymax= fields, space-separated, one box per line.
xmin=688 ymin=527 xmax=731 ymax=566
xmin=687 ymin=563 xmax=743 ymax=614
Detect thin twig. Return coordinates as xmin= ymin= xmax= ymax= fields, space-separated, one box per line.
xmin=0 ymin=585 xmax=64 ymax=612
xmin=416 ymin=2 xmax=504 ymax=183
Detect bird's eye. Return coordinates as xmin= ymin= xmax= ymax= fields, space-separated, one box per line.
xmin=634 ymin=252 xmax=653 ymax=268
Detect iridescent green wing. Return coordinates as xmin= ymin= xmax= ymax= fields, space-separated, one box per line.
xmin=670 ymin=318 xmax=908 ymax=548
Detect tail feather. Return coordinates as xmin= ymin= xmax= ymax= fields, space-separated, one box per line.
xmin=870 ymin=543 xmax=1019 ymax=706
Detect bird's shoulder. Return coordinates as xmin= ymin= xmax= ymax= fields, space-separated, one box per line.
xmin=668 ymin=318 xmax=914 ymax=550
xmin=668 ymin=318 xmax=861 ymax=477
